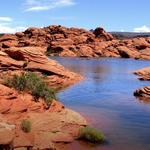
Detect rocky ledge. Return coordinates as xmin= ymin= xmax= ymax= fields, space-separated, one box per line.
xmin=0 ymin=46 xmax=82 ymax=89
xmin=0 ymin=36 xmax=87 ymax=149
xmin=0 ymin=84 xmax=87 ymax=150
xmin=134 ymin=67 xmax=150 ymax=80
xmin=0 ymin=25 xmax=150 ymax=59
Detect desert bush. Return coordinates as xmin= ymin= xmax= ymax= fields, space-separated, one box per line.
xmin=78 ymin=126 xmax=105 ymax=143
xmin=21 ymin=119 xmax=31 ymax=133
xmin=4 ymin=72 xmax=56 ymax=106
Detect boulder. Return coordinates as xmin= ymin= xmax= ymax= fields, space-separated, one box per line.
xmin=134 ymin=67 xmax=150 ymax=80
xmin=93 ymin=27 xmax=114 ymax=41
xmin=134 ymin=86 xmax=150 ymax=99
xmin=117 ymin=46 xmax=140 ymax=58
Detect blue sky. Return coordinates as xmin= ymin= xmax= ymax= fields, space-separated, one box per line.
xmin=0 ymin=0 xmax=150 ymax=33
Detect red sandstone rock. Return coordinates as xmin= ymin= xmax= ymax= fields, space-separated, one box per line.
xmin=0 ymin=46 xmax=82 ymax=88
xmin=134 ymin=67 xmax=150 ymax=80
xmin=49 ymin=100 xmax=64 ymax=112
xmin=117 ymin=46 xmax=140 ymax=58
xmin=0 ymin=25 xmax=90 ymax=150
xmin=0 ymin=121 xmax=15 ymax=145
xmin=0 ymin=82 xmax=87 ymax=149
xmin=134 ymin=86 xmax=150 ymax=99
xmin=1 ymin=25 xmax=150 ymax=59
xmin=14 ymin=131 xmax=34 ymax=148
xmin=93 ymin=27 xmax=114 ymax=41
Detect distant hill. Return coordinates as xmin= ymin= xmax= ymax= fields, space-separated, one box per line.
xmin=110 ymin=32 xmax=150 ymax=40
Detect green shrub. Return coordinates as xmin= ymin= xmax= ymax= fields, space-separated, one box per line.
xmin=21 ymin=119 xmax=31 ymax=133
xmin=4 ymin=72 xmax=56 ymax=106
xmin=78 ymin=126 xmax=105 ymax=143
xmin=45 ymin=46 xmax=55 ymax=55
xmin=5 ymin=73 xmax=27 ymax=91
xmin=0 ymin=34 xmax=4 ymax=37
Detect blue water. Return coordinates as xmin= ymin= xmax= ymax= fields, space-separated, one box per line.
xmin=51 ymin=57 xmax=150 ymax=150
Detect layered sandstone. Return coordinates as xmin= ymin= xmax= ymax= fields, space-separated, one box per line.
xmin=0 ymin=27 xmax=87 ymax=149
xmin=0 ymin=25 xmax=150 ymax=59
xmin=134 ymin=67 xmax=150 ymax=101
xmin=0 ymin=46 xmax=82 ymax=89
xmin=134 ymin=67 xmax=150 ymax=80
xmin=0 ymin=84 xmax=87 ymax=149
xmin=134 ymin=86 xmax=150 ymax=99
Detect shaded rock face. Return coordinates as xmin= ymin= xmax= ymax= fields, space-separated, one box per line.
xmin=134 ymin=86 xmax=150 ymax=99
xmin=93 ymin=27 xmax=114 ymax=41
xmin=0 ymin=25 xmax=150 ymax=59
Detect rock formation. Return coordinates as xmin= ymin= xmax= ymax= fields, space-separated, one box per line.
xmin=0 ymin=25 xmax=150 ymax=59
xmin=0 ymin=83 xmax=87 ymax=149
xmin=0 ymin=26 xmax=88 ymax=149
xmin=134 ymin=67 xmax=150 ymax=102
xmin=0 ymin=46 xmax=85 ymax=149
xmin=0 ymin=46 xmax=82 ymax=89
xmin=134 ymin=67 xmax=150 ymax=80
xmin=134 ymin=86 xmax=150 ymax=99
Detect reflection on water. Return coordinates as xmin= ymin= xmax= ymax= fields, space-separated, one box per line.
xmin=50 ymin=57 xmax=150 ymax=150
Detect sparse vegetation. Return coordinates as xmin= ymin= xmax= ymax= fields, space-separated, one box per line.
xmin=21 ymin=119 xmax=31 ymax=133
xmin=0 ymin=34 xmax=4 ymax=38
xmin=46 ymin=46 xmax=63 ymax=55
xmin=4 ymin=72 xmax=56 ymax=106
xmin=78 ymin=126 xmax=105 ymax=143
xmin=45 ymin=46 xmax=55 ymax=55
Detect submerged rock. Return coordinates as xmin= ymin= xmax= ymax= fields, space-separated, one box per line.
xmin=134 ymin=67 xmax=150 ymax=80
xmin=134 ymin=86 xmax=150 ymax=99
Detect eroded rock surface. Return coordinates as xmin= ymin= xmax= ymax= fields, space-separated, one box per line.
xmin=134 ymin=67 xmax=150 ymax=80
xmin=134 ymin=67 xmax=150 ymax=102
xmin=1 ymin=25 xmax=150 ymax=59
xmin=0 ymin=46 xmax=82 ymax=89
xmin=134 ymin=86 xmax=150 ymax=99
xmin=0 ymin=26 xmax=88 ymax=149
xmin=0 ymin=83 xmax=87 ymax=149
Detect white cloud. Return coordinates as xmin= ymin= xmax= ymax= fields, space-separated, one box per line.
xmin=0 ymin=24 xmax=27 ymax=33
xmin=24 ymin=0 xmax=75 ymax=12
xmin=133 ymin=25 xmax=150 ymax=33
xmin=120 ymin=29 xmax=125 ymax=32
xmin=0 ymin=16 xmax=27 ymax=33
xmin=0 ymin=17 xmax=13 ymax=22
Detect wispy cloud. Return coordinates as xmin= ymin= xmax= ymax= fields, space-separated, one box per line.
xmin=0 ymin=17 xmax=13 ymax=22
xmin=0 ymin=24 xmax=27 ymax=33
xmin=133 ymin=25 xmax=150 ymax=33
xmin=24 ymin=0 xmax=76 ymax=12
xmin=0 ymin=16 xmax=26 ymax=33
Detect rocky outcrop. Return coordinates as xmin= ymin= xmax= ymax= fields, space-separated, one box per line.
xmin=0 ymin=83 xmax=87 ymax=149
xmin=0 ymin=46 xmax=82 ymax=89
xmin=134 ymin=67 xmax=150 ymax=102
xmin=93 ymin=27 xmax=114 ymax=41
xmin=0 ymin=27 xmax=88 ymax=149
xmin=1 ymin=25 xmax=150 ymax=59
xmin=134 ymin=86 xmax=150 ymax=99
xmin=134 ymin=67 xmax=150 ymax=80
